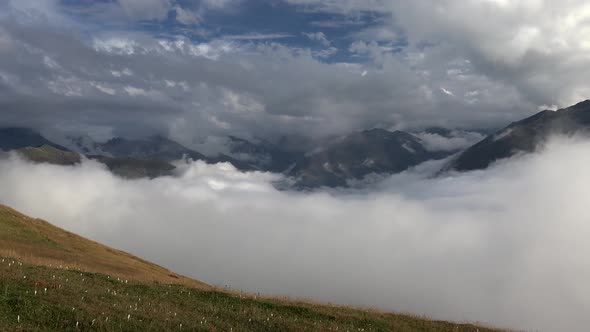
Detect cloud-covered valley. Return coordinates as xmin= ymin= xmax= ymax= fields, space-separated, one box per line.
xmin=1 ymin=136 xmax=589 ymax=331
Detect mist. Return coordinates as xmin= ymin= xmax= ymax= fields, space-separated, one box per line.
xmin=1 ymin=136 xmax=590 ymax=331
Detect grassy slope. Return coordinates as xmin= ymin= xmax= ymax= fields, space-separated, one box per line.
xmin=15 ymin=145 xmax=81 ymax=166
xmin=13 ymin=145 xmax=175 ymax=179
xmin=0 ymin=205 xmax=206 ymax=289
xmin=0 ymin=205 xmax=504 ymax=331
xmin=88 ymin=155 xmax=175 ymax=179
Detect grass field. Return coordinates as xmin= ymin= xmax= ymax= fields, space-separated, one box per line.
xmin=0 ymin=204 xmax=206 ymax=289
xmin=0 ymin=204 xmax=505 ymax=331
xmin=0 ymin=258 xmax=504 ymax=332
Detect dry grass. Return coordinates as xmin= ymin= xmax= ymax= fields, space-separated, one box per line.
xmin=0 ymin=204 xmax=509 ymax=331
xmin=0 ymin=204 xmax=208 ymax=289
xmin=0 ymin=257 xmax=507 ymax=332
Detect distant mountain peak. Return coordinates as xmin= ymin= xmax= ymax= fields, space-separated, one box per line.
xmin=362 ymin=127 xmax=390 ymax=134
xmin=288 ymin=128 xmax=450 ymax=188
xmin=445 ymin=99 xmax=590 ymax=173
xmin=0 ymin=127 xmax=68 ymax=151
xmin=566 ymin=99 xmax=590 ymax=111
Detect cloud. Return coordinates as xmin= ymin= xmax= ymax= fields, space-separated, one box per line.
xmin=174 ymin=5 xmax=200 ymax=25
xmin=287 ymin=0 xmax=590 ymax=109
xmin=0 ymin=136 xmax=589 ymax=331
xmin=303 ymin=32 xmax=331 ymax=47
xmin=351 ymin=25 xmax=399 ymax=43
xmin=414 ymin=130 xmax=485 ymax=152
xmin=285 ymin=0 xmax=389 ymax=14
xmin=200 ymin=0 xmax=241 ymax=10
xmin=118 ymin=0 xmax=172 ymax=21
xmin=0 ymin=18 xmax=527 ymax=147
xmin=388 ymin=0 xmax=590 ymax=107
xmin=440 ymin=87 xmax=455 ymax=97
xmin=6 ymin=0 xmax=69 ymax=25
xmin=2 ymin=0 xmax=590 ymax=152
xmin=223 ymin=33 xmax=293 ymax=40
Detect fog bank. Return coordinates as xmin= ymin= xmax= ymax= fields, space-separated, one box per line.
xmin=1 ymin=137 xmax=590 ymax=331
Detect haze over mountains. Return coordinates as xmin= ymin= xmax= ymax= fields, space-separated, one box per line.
xmin=447 ymin=99 xmax=590 ymax=171
xmin=3 ymin=99 xmax=590 ymax=189
xmin=1 ymin=125 xmax=464 ymax=188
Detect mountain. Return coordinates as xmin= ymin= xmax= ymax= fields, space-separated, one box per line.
xmin=0 ymin=204 xmax=502 ymax=331
xmin=288 ymin=129 xmax=448 ymax=188
xmin=446 ymin=100 xmax=590 ymax=172
xmin=98 ymin=136 xmax=207 ymax=162
xmin=224 ymin=136 xmax=301 ymax=172
xmin=10 ymin=144 xmax=176 ymax=179
xmin=97 ymin=136 xmax=260 ymax=172
xmin=60 ymin=135 xmax=105 ymax=155
xmin=89 ymin=155 xmax=176 ymax=179
xmin=15 ymin=145 xmax=81 ymax=166
xmin=0 ymin=129 xmax=266 ymax=176
xmin=0 ymin=128 xmax=67 ymax=151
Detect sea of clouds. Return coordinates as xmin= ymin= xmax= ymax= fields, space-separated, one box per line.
xmin=1 ymin=136 xmax=589 ymax=331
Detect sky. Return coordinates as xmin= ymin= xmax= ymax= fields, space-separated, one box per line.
xmin=1 ymin=135 xmax=590 ymax=332
xmin=1 ymin=0 xmax=590 ymax=146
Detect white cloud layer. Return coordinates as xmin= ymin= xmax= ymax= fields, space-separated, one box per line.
xmin=0 ymin=136 xmax=589 ymax=331
xmin=288 ymin=0 xmax=590 ymax=108
xmin=415 ymin=130 xmax=485 ymax=152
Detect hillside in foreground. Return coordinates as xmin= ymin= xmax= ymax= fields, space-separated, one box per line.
xmin=0 ymin=204 xmax=206 ymax=289
xmin=0 ymin=205 xmax=504 ymax=331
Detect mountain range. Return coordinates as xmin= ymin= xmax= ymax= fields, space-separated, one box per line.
xmin=2 ymin=99 xmax=590 ymax=188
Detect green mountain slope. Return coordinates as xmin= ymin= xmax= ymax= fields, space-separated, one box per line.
xmin=15 ymin=145 xmax=81 ymax=166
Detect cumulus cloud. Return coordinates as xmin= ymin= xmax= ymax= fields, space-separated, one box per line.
xmin=303 ymin=32 xmax=331 ymax=46
xmin=0 ymin=136 xmax=589 ymax=331
xmin=289 ymin=0 xmax=590 ymax=108
xmin=386 ymin=0 xmax=590 ymax=107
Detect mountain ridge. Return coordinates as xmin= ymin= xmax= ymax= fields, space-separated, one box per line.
xmin=446 ymin=99 xmax=590 ymax=172
xmin=7 ymin=98 xmax=589 ymax=189
xmin=288 ymin=128 xmax=451 ymax=188
xmin=1 ymin=127 xmax=454 ymax=188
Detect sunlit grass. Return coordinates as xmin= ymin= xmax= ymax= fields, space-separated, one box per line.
xmin=0 ymin=204 xmax=506 ymax=331
xmin=0 ymin=258 xmax=503 ymax=332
